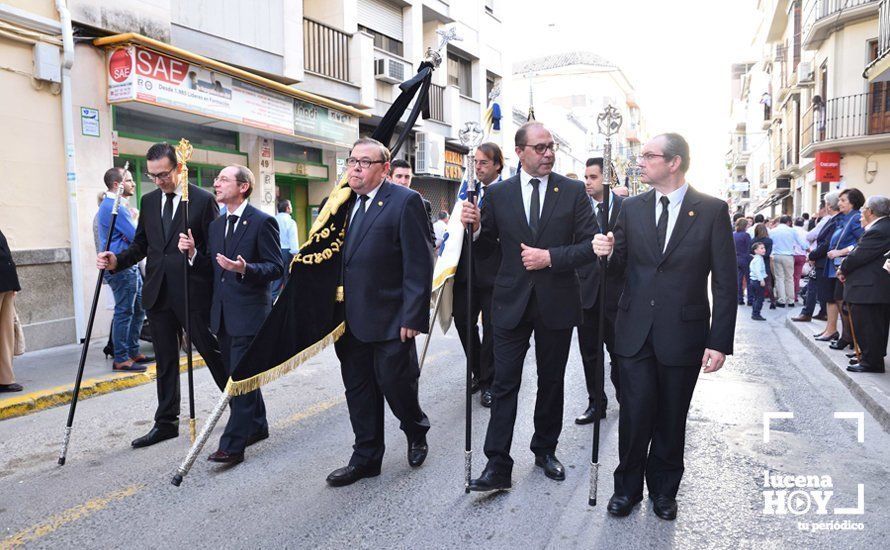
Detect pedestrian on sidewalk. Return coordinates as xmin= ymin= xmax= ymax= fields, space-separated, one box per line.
xmin=98 ymin=167 xmax=149 ymax=373
xmin=817 ymin=188 xmax=865 ymax=348
xmin=749 ymin=242 xmax=768 ymax=321
xmin=733 ymin=218 xmax=752 ymax=305
xmin=792 ymin=217 xmax=808 ymax=300
xmin=96 ymin=143 xmax=228 ymax=449
xmin=838 ymin=195 xmax=890 ymax=374
xmin=273 ymin=199 xmax=299 ymax=302
xmin=769 ymin=215 xmax=808 ymax=308
xmin=0 ymin=227 xmax=23 ymax=393
xmin=751 ymin=223 xmax=776 ymax=309
xmin=793 ymin=192 xmax=840 ymax=322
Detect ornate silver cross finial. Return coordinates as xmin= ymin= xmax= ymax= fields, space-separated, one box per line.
xmin=426 ymin=27 xmax=461 ymax=68
xmin=458 ymin=121 xmax=484 ymax=149
xmin=597 ymin=105 xmax=623 ymax=137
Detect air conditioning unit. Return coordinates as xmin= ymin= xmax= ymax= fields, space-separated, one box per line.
xmin=414 ymin=132 xmax=444 ymax=176
xmin=375 ymin=57 xmax=406 ymax=84
xmin=797 ymin=61 xmax=814 ymax=85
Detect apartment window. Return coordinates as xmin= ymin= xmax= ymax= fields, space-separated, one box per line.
xmin=358 ymin=25 xmax=404 ymax=57
xmin=448 ymin=53 xmax=473 ymax=97
xmin=486 ymin=73 xmax=500 ymax=101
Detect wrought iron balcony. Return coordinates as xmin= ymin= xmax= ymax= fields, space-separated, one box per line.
xmin=801 ymin=92 xmax=890 ymax=155
xmin=303 ymin=18 xmax=350 ymax=82
xmin=803 ymin=0 xmax=879 ymax=49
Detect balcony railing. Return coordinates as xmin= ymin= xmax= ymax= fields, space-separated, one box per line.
xmin=801 ymin=92 xmax=890 ymax=150
xmin=303 ymin=18 xmax=350 ymax=82
xmin=804 ymin=0 xmax=878 ymax=33
xmin=428 ymin=84 xmax=445 ymax=123
xmin=880 ymin=0 xmax=890 ymax=63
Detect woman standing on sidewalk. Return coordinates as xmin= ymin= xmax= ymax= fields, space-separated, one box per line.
xmin=0 ymin=227 xmax=23 ymax=393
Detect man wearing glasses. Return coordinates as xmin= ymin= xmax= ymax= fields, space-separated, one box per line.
xmin=326 ymin=138 xmax=433 ymax=487
xmin=593 ymin=134 xmax=737 ymax=520
xmin=460 ymin=122 xmax=599 ymax=491
xmin=97 ymin=142 xmax=227 ymax=449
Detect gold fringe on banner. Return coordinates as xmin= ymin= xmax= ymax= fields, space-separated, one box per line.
xmin=225 ymin=322 xmax=347 ymax=396
xmin=431 ymin=265 xmax=457 ymax=293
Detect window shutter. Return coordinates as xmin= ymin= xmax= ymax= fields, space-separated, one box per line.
xmin=357 ymin=0 xmax=403 ymax=41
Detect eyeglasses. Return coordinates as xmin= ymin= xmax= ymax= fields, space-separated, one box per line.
xmin=474 ymin=159 xmax=492 ymax=166
xmin=346 ymin=157 xmax=386 ymax=168
xmin=518 ymin=142 xmax=559 ymax=154
xmin=636 ymin=153 xmax=667 ymax=163
xmin=146 ymin=168 xmax=175 ymax=181
xmin=214 ymin=175 xmax=245 ymax=184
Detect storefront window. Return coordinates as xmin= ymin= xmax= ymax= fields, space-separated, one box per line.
xmin=114 ymin=107 xmax=239 ymax=152
xmin=274 ymin=140 xmax=323 ymax=164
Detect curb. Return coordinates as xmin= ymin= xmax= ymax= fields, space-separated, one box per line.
xmin=0 ymin=356 xmax=207 ymax=422
xmin=785 ymin=317 xmax=890 ymax=434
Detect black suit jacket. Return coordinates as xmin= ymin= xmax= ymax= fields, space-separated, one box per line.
xmin=808 ymin=215 xmax=838 ymax=270
xmin=197 ymin=203 xmax=284 ymax=337
xmin=609 ymin=186 xmax=737 ymax=365
xmin=455 ymin=184 xmax=501 ymax=289
xmin=578 ymin=193 xmax=625 ymax=310
xmin=476 ymin=172 xmax=598 ymax=330
xmin=116 ymin=185 xmax=219 ymax=311
xmin=422 ymin=198 xmax=436 ymax=246
xmin=840 ymin=217 xmax=890 ymax=304
xmin=342 ymin=180 xmax=434 ymax=342
xmin=0 ymin=229 xmax=20 ymax=293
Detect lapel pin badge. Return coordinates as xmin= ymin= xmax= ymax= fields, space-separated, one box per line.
xmin=378 ymin=201 xmax=383 ymax=206
xmin=688 ymin=211 xmax=695 ymax=217
xmin=553 ymin=187 xmax=559 ymax=192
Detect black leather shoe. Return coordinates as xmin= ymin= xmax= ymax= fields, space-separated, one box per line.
xmin=326 ymin=464 xmax=381 ymax=487
xmin=468 ymin=466 xmax=511 ymax=492
xmin=847 ymin=363 xmax=885 ymax=373
xmin=534 ymin=454 xmax=565 ymax=481
xmin=846 ymin=352 xmax=858 ymax=358
xmin=480 ymin=389 xmax=493 ymax=408
xmin=849 ymin=358 xmax=860 ymax=366
xmin=814 ymin=331 xmax=839 ymax=341
xmin=650 ymin=494 xmax=678 ymax=520
xmin=131 ymin=426 xmax=178 ymax=448
xmin=829 ymin=339 xmax=852 ymax=350
xmin=408 ymin=437 xmax=428 ymax=467
xmin=575 ymin=404 xmax=606 ymax=425
xmin=246 ymin=430 xmax=269 ymax=447
xmin=607 ymin=494 xmax=643 ymax=516
xmin=208 ymin=450 xmax=244 ymax=464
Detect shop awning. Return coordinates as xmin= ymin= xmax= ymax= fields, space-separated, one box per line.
xmin=94 ymin=33 xmax=367 ymax=148
xmin=753 ymin=188 xmax=790 ymax=214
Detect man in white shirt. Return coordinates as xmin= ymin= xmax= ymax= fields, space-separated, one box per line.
xmin=768 ymin=215 xmax=810 ymax=307
xmin=274 ymin=199 xmax=300 ymax=299
xmin=432 ymin=211 xmax=448 ymax=250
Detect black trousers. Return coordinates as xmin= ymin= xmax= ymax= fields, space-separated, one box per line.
xmin=217 ymin=318 xmax=268 ymax=453
xmin=334 ymin=327 xmax=430 ymax=468
xmin=144 ymin=283 xmax=226 ymax=427
xmin=483 ymin=296 xmax=573 ymax=473
xmin=849 ymin=302 xmax=890 ymax=370
xmin=577 ymin=303 xmax=620 ymax=407
xmin=453 ymin=281 xmax=494 ymax=390
xmin=613 ymin=329 xmax=700 ymax=499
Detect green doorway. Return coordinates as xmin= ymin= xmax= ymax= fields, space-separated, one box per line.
xmin=275 ymin=175 xmax=310 ymax=245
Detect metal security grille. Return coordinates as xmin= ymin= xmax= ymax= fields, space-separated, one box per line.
xmin=411 ymin=178 xmax=458 ymax=219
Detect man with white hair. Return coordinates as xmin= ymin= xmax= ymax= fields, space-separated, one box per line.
xmin=838 ymin=195 xmax=890 ymax=374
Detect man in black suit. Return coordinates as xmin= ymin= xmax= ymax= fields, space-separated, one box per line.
xmin=453 ymin=142 xmax=504 ymax=408
xmin=178 ymin=165 xmax=283 ymax=464
xmin=575 ymin=157 xmax=625 ymax=425
xmin=390 ymin=158 xmax=436 ymax=245
xmin=326 ymin=138 xmax=433 ymax=487
xmin=594 ymin=133 xmax=737 ymax=520
xmin=839 ymin=195 xmax=890 ymax=374
xmin=460 ymin=122 xmax=598 ymax=491
xmin=97 ymin=143 xmax=227 ymax=448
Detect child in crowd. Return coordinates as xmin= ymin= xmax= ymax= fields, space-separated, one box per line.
xmin=749 ymin=242 xmax=768 ymax=321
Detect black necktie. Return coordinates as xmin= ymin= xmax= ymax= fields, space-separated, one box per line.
xmin=597 ymin=202 xmax=607 ymax=234
xmin=529 ymin=178 xmax=541 ymax=237
xmin=162 ymin=192 xmax=176 ymax=240
xmin=225 ymin=214 xmax=239 ymax=256
xmin=656 ymin=195 xmax=670 ymax=253
xmin=346 ymin=195 xmax=369 ymax=254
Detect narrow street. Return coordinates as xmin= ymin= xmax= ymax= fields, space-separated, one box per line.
xmin=2 ymin=314 xmax=888 ymax=549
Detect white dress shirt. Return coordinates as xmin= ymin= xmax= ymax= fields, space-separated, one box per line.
xmin=654 ymin=182 xmax=689 ymax=252
xmin=866 ymin=216 xmax=887 ymax=231
xmin=275 ymin=212 xmax=300 ymax=250
xmin=519 ymin=170 xmax=548 ymax=224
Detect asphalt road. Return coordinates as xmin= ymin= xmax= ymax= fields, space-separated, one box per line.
xmin=1 ymin=313 xmax=888 ymax=549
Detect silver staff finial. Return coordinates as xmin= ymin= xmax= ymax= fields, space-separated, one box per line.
xmin=597 ymin=105 xmax=623 ymax=137
xmin=426 ymin=27 xmax=461 ymax=68
xmin=458 ymin=121 xmax=484 ymax=149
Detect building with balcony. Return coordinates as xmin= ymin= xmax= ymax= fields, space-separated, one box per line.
xmin=510 ymin=52 xmax=646 ymax=184
xmin=725 ymin=61 xmax=772 ymax=216
xmin=298 ymin=0 xmax=512 ymax=215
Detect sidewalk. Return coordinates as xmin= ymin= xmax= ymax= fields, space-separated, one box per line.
xmin=0 ymin=338 xmax=205 ymax=421
xmin=785 ymin=313 xmax=890 ymax=433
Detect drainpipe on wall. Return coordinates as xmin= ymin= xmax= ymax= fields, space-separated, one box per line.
xmin=55 ymin=0 xmax=86 ymax=341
